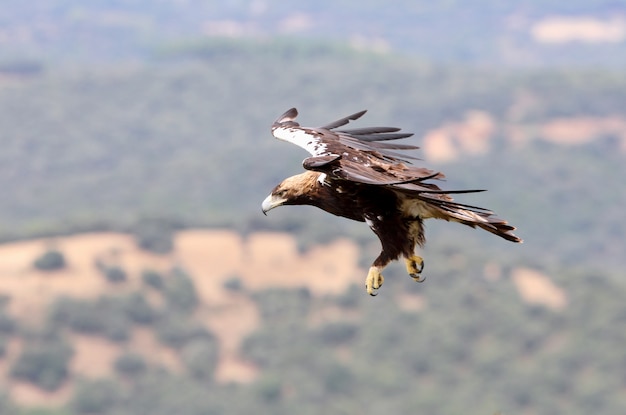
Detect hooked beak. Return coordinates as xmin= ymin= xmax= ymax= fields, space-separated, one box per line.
xmin=261 ymin=194 xmax=286 ymax=215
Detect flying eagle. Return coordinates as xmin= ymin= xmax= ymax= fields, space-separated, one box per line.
xmin=262 ymin=108 xmax=521 ymax=295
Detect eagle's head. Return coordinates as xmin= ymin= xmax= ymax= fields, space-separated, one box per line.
xmin=261 ymin=172 xmax=320 ymax=215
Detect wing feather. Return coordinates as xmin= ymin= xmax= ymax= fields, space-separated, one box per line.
xmin=274 ymin=107 xmax=299 ymax=125
xmin=350 ymin=133 xmax=415 ymax=141
xmin=338 ymin=127 xmax=402 ymax=134
xmin=319 ymin=110 xmax=367 ymax=129
xmin=271 ymin=108 xmax=481 ymax=194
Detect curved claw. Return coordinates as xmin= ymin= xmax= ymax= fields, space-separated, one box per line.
xmin=405 ymin=256 xmax=425 ymax=280
xmin=411 ymin=274 xmax=426 ymax=283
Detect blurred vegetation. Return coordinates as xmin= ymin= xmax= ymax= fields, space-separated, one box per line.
xmin=141 ymin=269 xmax=165 ymax=291
xmin=3 ymin=1 xmax=626 ymax=66
xmin=0 ymin=38 xmax=624 ymax=414
xmin=0 ymin=39 xmax=625 ymax=273
xmin=71 ymin=379 xmax=121 ymax=415
xmin=33 ymin=249 xmax=67 ymax=272
xmin=131 ymin=218 xmax=179 ymax=254
xmin=96 ymin=264 xmax=128 ymax=284
xmin=2 ymin=255 xmax=625 ymax=414
xmin=114 ymin=353 xmax=147 ymax=378
xmin=11 ymin=331 xmax=73 ymax=392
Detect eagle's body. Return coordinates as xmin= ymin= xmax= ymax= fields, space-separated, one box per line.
xmin=263 ymin=108 xmax=521 ymax=295
xmin=273 ymin=170 xmax=427 ymax=261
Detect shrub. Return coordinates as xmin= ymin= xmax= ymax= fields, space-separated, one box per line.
xmin=324 ymin=363 xmax=353 ymax=394
xmin=94 ymin=258 xmax=127 ymax=283
xmin=101 ymin=265 xmax=127 ymax=284
xmin=114 ymin=353 xmax=147 ymax=377
xmin=71 ymin=379 xmax=120 ymax=414
xmin=102 ymin=314 xmax=130 ymax=343
xmin=0 ymin=313 xmax=16 ymax=335
xmin=48 ymin=296 xmax=130 ymax=342
xmin=132 ymin=218 xmax=177 ymax=254
xmin=181 ymin=338 xmax=219 ymax=380
xmin=49 ymin=298 xmax=102 ymax=333
xmin=164 ymin=267 xmax=198 ymax=314
xmin=253 ymin=288 xmax=311 ymax=321
xmin=254 ymin=374 xmax=282 ymax=403
xmin=123 ymin=293 xmax=157 ymax=325
xmin=33 ymin=249 xmax=66 ymax=271
xmin=141 ymin=269 xmax=164 ymax=290
xmin=318 ymin=322 xmax=359 ymax=346
xmin=155 ymin=313 xmax=213 ymax=349
xmin=11 ymin=340 xmax=73 ymax=391
xmin=334 ymin=283 xmax=362 ymax=308
xmin=223 ymin=276 xmax=243 ymax=292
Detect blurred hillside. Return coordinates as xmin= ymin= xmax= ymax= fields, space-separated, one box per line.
xmin=0 ymin=230 xmax=624 ymax=415
xmin=0 ymin=41 xmax=624 ymax=413
xmin=0 ymin=1 xmax=625 ymax=414
xmin=1 ymin=41 xmax=625 ymax=271
xmin=2 ymin=0 xmax=626 ymax=66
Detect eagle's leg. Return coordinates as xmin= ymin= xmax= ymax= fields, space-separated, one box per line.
xmin=365 ymin=266 xmax=385 ymax=296
xmin=405 ymin=255 xmax=425 ymax=283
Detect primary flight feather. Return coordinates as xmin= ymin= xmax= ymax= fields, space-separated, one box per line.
xmin=262 ymin=108 xmax=521 ymax=296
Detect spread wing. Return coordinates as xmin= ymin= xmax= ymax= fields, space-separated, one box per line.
xmin=270 ymin=108 xmax=521 ymax=243
xmin=271 ymin=108 xmax=484 ymax=195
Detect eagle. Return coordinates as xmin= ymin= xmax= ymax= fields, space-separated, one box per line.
xmin=262 ymin=108 xmax=521 ymax=295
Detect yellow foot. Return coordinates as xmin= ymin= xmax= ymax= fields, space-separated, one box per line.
xmin=365 ymin=266 xmax=385 ymax=296
xmin=405 ymin=255 xmax=426 ymax=283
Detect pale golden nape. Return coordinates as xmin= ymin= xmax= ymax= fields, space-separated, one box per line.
xmin=276 ymin=171 xmax=320 ymax=197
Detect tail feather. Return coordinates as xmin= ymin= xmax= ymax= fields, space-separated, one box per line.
xmin=437 ymin=203 xmax=522 ymax=243
xmin=477 ymin=218 xmax=522 ymax=243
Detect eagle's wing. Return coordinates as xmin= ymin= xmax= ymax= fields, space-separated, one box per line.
xmin=271 ymin=108 xmax=521 ymax=243
xmin=271 ymin=108 xmax=483 ymax=194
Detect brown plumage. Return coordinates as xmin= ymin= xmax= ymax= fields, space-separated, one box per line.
xmin=262 ymin=108 xmax=521 ymax=295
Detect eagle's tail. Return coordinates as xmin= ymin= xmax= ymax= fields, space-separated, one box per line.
xmin=475 ymin=215 xmax=521 ymax=243
xmin=436 ymin=202 xmax=522 ymax=243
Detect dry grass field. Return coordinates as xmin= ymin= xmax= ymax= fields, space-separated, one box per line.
xmin=0 ymin=230 xmax=564 ymax=405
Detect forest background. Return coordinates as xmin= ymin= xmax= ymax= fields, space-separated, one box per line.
xmin=0 ymin=1 xmax=625 ymax=414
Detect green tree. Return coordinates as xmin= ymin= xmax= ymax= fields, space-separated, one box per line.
xmin=100 ymin=265 xmax=127 ymax=284
xmin=71 ymin=379 xmax=120 ymax=414
xmin=33 ymin=249 xmax=66 ymax=271
xmin=154 ymin=313 xmax=213 ymax=349
xmin=181 ymin=338 xmax=219 ymax=380
xmin=123 ymin=292 xmax=157 ymax=325
xmin=114 ymin=353 xmax=147 ymax=378
xmin=11 ymin=339 xmax=73 ymax=391
xmin=132 ymin=218 xmax=178 ymax=254
xmin=163 ymin=267 xmax=198 ymax=314
xmin=142 ymin=269 xmax=165 ymax=290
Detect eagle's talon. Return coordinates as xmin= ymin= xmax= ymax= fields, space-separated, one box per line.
xmin=365 ymin=266 xmax=384 ymax=296
xmin=405 ymin=255 xmax=425 ymax=277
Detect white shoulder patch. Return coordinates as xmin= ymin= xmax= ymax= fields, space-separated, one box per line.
xmin=272 ymin=127 xmax=328 ymax=156
xmin=317 ymin=173 xmax=329 ymax=186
